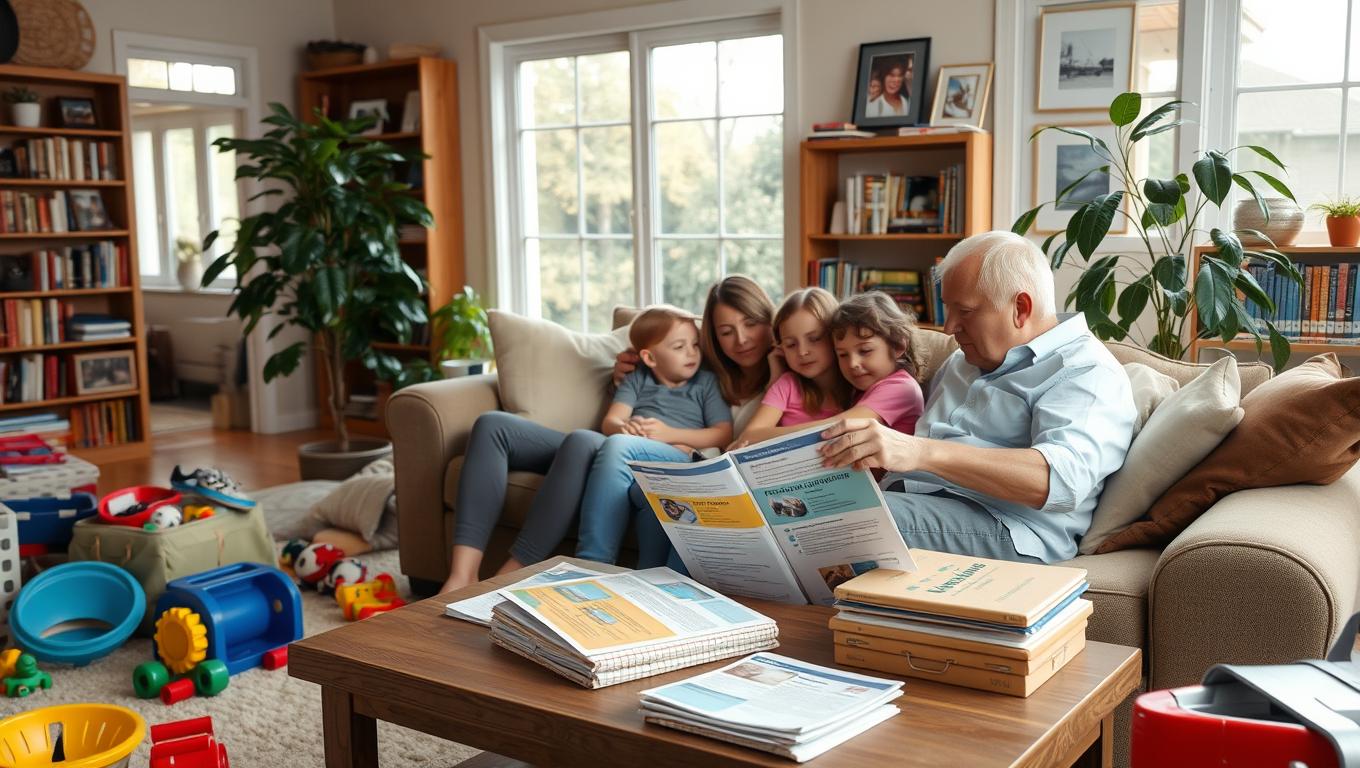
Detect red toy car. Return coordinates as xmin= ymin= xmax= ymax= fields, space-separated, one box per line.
xmin=150 ymin=716 xmax=229 ymax=768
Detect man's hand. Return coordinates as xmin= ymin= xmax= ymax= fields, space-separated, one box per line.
xmin=818 ymin=418 xmax=925 ymax=472
xmin=612 ymin=349 xmax=640 ymax=387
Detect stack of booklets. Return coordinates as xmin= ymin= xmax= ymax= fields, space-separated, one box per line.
xmin=488 ymin=567 xmax=779 ymax=689
xmin=638 ymin=653 xmax=902 ymax=763
xmin=830 ymin=550 xmax=1092 ymax=698
xmin=67 ymin=313 xmax=131 ymax=341
xmin=806 ymin=121 xmax=876 ymax=140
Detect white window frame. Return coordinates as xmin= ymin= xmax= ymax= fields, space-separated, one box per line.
xmin=113 ymin=31 xmax=253 ymax=110
xmin=481 ymin=0 xmax=799 ymax=316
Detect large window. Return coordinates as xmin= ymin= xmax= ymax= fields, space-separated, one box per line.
xmin=509 ymin=17 xmax=785 ymax=330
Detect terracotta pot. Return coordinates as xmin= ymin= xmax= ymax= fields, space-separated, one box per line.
xmin=1325 ymin=215 xmax=1360 ymax=247
xmin=297 ymin=438 xmax=391 ymax=481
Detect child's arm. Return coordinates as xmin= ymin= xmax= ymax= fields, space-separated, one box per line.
xmin=648 ymin=421 xmax=733 ymax=450
xmin=600 ymin=402 xmax=635 ymax=436
xmin=738 ymin=405 xmax=884 ymax=445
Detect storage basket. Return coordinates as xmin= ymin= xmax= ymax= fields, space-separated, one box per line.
xmin=0 ymin=505 xmax=18 ymax=650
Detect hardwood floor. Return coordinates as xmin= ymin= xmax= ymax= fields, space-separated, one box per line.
xmin=97 ymin=427 xmax=334 ymax=494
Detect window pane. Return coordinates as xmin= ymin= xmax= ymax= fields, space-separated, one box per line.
xmin=132 ymin=131 xmax=161 ymax=276
xmin=719 ymin=35 xmax=783 ymax=116
xmin=520 ymin=57 xmax=575 ymax=128
xmin=1239 ymin=0 xmax=1346 ymax=87
xmin=1236 ymin=89 xmax=1340 ymax=211
xmin=192 ymin=64 xmax=217 ymax=94
xmin=1136 ymin=2 xmax=1178 ymax=93
xmin=1343 ymin=91 xmax=1360 ymax=194
xmin=532 ymin=238 xmax=583 ymax=330
xmin=579 ymin=51 xmax=629 ymax=123
xmin=165 ymin=127 xmax=202 ymax=253
xmin=659 ymin=238 xmax=719 ymax=314
xmin=522 ymin=129 xmax=578 ymax=235
xmin=724 ymin=240 xmax=783 ymax=303
xmin=581 ymin=125 xmax=632 ymax=234
xmin=656 ymin=120 xmax=717 ymax=234
xmin=653 ymin=42 xmax=716 ymax=119
xmin=128 ymin=58 xmax=168 ymax=90
xmin=721 ymin=116 xmax=782 ymax=235
xmin=207 ymin=123 xmax=239 ymax=280
xmin=213 ymin=66 xmax=237 ymax=95
xmin=585 ymin=239 xmax=634 ymax=332
xmin=169 ymin=61 xmax=193 ymax=91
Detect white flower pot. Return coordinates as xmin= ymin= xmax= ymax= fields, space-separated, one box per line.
xmin=440 ymin=358 xmax=490 ymax=378
xmin=11 ymin=103 xmax=39 ymax=128
xmin=176 ymin=259 xmax=203 ymax=291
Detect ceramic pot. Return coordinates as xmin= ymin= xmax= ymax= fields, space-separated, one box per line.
xmin=1232 ymin=198 xmax=1304 ymax=246
xmin=11 ymin=102 xmax=39 ymax=128
xmin=175 ymin=258 xmax=203 ymax=291
xmin=1325 ymin=215 xmax=1360 ymax=247
xmin=297 ymin=438 xmax=392 ymax=481
xmin=440 ymin=358 xmax=489 ymax=378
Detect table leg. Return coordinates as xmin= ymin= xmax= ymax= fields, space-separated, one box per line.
xmin=1072 ymin=714 xmax=1114 ymax=768
xmin=322 ymin=686 xmax=379 ymax=768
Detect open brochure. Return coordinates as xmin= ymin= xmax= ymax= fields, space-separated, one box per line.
xmin=444 ymin=562 xmax=608 ymax=626
xmin=627 ymin=425 xmax=916 ymax=605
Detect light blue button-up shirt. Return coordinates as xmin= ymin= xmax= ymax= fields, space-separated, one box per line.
xmin=884 ymin=314 xmax=1136 ymax=562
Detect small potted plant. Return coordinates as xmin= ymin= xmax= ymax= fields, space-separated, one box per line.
xmin=431 ymin=286 xmax=493 ymax=378
xmin=174 ymin=236 xmax=203 ymax=292
xmin=4 ymin=87 xmax=40 ymax=128
xmin=1309 ymin=197 xmax=1360 ymax=247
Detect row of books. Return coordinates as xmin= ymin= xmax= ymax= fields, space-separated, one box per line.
xmin=1 ymin=242 xmax=132 ymax=290
xmin=0 ymin=302 xmax=132 ymax=348
xmin=6 ymin=138 xmax=119 ymax=181
xmin=1246 ymin=262 xmax=1360 ymax=342
xmin=844 ymin=173 xmax=941 ymax=235
xmin=0 ymin=189 xmax=113 ymax=234
xmin=806 ymin=122 xmax=987 ymax=140
xmin=70 ymin=399 xmax=139 ymax=449
xmin=0 ymin=353 xmax=70 ymax=403
xmin=809 ymin=259 xmax=946 ymax=326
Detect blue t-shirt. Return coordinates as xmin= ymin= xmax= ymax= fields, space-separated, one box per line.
xmin=613 ymin=368 xmax=731 ymax=430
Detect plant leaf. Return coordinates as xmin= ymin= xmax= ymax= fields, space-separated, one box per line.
xmin=1232 ymin=173 xmax=1270 ymax=224
xmin=1242 ymin=169 xmax=1297 ymax=203
xmin=1192 ymin=150 xmax=1232 ymax=206
xmin=1055 ymin=165 xmax=1109 ymax=207
xmin=1195 ymin=259 xmax=1232 ymax=331
xmin=1209 ymin=228 xmax=1244 ymax=268
xmin=1237 ymin=144 xmax=1288 ymax=171
xmin=1076 ymin=192 xmax=1123 ymax=258
xmin=1117 ymin=275 xmax=1152 ymax=329
xmin=1012 ymin=205 xmax=1042 ymax=235
xmin=1143 ymin=178 xmax=1182 ymax=205
xmin=1109 ymin=92 xmax=1142 ymax=127
xmin=1129 ymin=100 xmax=1187 ymax=141
xmin=1266 ymin=321 xmax=1291 ymax=372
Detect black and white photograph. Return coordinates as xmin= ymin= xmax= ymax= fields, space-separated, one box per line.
xmin=69 ymin=190 xmax=111 ymax=231
xmin=929 ymin=62 xmax=993 ymax=128
xmin=1031 ymin=122 xmax=1127 ymax=234
xmin=57 ymin=97 xmax=98 ymax=128
xmin=73 ymin=350 xmax=137 ymax=395
xmin=1055 ymin=144 xmax=1109 ymax=210
xmin=851 ymin=37 xmax=931 ymax=128
xmin=347 ymin=98 xmax=388 ymax=135
xmin=1037 ymin=2 xmax=1134 ymax=111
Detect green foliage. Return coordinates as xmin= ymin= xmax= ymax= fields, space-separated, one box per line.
xmin=1308 ymin=196 xmax=1360 ymax=218
xmin=1012 ymin=92 xmax=1301 ymax=371
xmin=3 ymin=86 xmax=38 ymax=104
xmin=203 ymin=103 xmax=433 ymax=449
xmin=431 ymin=286 xmax=493 ymax=361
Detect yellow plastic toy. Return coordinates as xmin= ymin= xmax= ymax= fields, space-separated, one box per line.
xmin=334 ymin=573 xmax=405 ymax=621
xmin=0 ymin=649 xmax=20 ymax=679
xmin=182 ymin=504 xmax=215 ymax=522
xmin=0 ymin=703 xmax=145 ymax=767
xmin=153 ymin=607 xmax=209 ymax=675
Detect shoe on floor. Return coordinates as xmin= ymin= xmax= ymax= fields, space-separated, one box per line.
xmin=170 ymin=465 xmax=256 ymax=510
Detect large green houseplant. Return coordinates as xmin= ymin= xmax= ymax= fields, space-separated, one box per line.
xmin=203 ymin=103 xmax=432 ymax=469
xmin=1012 ymin=92 xmax=1303 ymax=371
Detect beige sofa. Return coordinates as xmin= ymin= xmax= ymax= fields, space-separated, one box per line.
xmin=389 ymin=326 xmax=1360 ymax=762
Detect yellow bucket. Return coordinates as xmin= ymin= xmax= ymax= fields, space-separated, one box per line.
xmin=0 ymin=704 xmax=145 ymax=768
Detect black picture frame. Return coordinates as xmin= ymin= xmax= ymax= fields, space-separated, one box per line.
xmin=57 ymin=97 xmax=97 ymax=128
xmin=851 ymin=37 xmax=932 ymax=129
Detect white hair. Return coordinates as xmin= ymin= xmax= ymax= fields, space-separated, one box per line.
xmin=937 ymin=231 xmax=1056 ymax=318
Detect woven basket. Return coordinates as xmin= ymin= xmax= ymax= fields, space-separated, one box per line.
xmin=307 ymin=50 xmax=364 ymax=70
xmin=11 ymin=0 xmax=95 ymax=70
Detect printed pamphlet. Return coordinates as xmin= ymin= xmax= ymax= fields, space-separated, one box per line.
xmin=443 ymin=562 xmax=608 ymax=626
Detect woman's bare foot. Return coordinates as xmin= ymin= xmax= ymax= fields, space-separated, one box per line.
xmin=494 ymin=556 xmax=526 ymax=576
xmin=442 ymin=544 xmax=486 ymax=594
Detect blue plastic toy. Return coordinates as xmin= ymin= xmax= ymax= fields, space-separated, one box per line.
xmin=152 ymin=562 xmax=302 ymax=677
xmin=10 ymin=560 xmax=146 ymax=665
xmin=9 ymin=493 xmax=98 ymax=552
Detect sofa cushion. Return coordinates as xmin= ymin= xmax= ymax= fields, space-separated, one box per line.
xmin=443 ymin=455 xmax=544 ymax=529
xmin=907 ymin=328 xmax=959 ymax=387
xmin=489 ymin=309 xmax=629 ymax=433
xmin=1122 ymin=362 xmax=1180 ymax=435
xmin=1103 ymin=339 xmax=1272 ymax=394
xmin=1060 ymin=548 xmax=1158 ymax=650
xmin=1081 ymin=357 xmax=1244 ymax=554
xmin=1098 ymin=353 xmax=1360 ymax=553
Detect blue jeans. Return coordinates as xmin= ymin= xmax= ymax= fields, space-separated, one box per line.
xmin=575 ymin=434 xmax=689 ymax=564
xmin=884 ymin=491 xmax=1044 ymax=563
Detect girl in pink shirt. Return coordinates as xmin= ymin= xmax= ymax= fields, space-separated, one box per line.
xmin=829 ymin=292 xmax=925 ymax=435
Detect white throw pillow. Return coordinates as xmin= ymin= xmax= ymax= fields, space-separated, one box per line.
xmin=1123 ymin=362 xmax=1180 ymax=437
xmin=1080 ymin=356 xmax=1244 ymax=554
xmin=489 ymin=309 xmax=629 ymax=433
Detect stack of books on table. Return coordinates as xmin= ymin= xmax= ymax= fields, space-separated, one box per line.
xmin=639 ymin=653 xmax=902 ymax=763
xmin=66 ymin=314 xmax=131 ymax=341
xmin=488 ymin=567 xmax=779 ymax=689
xmin=830 ymin=549 xmax=1091 ymax=698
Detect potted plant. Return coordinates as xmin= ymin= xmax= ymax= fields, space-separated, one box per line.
xmin=202 ymin=103 xmax=432 ymax=480
xmin=4 ymin=86 xmax=40 ymax=128
xmin=174 ymin=237 xmax=203 ymax=292
xmin=431 ymin=286 xmax=493 ymax=378
xmin=1013 ymin=91 xmax=1302 ymax=371
xmin=1308 ymin=197 xmax=1360 ymax=247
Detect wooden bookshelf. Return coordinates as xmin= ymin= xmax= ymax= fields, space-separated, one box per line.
xmin=0 ymin=64 xmax=150 ymax=461
xmin=299 ymin=57 xmax=463 ymax=438
xmin=800 ymin=132 xmax=992 ymax=325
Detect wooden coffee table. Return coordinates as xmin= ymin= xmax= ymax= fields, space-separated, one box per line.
xmin=290 ymin=557 xmax=1140 ymax=768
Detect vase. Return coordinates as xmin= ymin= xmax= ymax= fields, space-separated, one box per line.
xmin=176 ymin=259 xmax=203 ymax=292
xmin=440 ymin=358 xmax=489 ymax=378
xmin=1232 ymin=198 xmax=1304 ymax=246
xmin=1325 ymin=215 xmax=1360 ymax=247
xmin=11 ymin=102 xmax=38 ymax=127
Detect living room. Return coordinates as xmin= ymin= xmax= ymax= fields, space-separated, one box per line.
xmin=1 ymin=0 xmax=1358 ymax=766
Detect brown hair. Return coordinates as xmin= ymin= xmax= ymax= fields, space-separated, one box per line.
xmin=774 ymin=287 xmax=853 ymax=414
xmin=829 ymin=291 xmax=916 ymax=377
xmin=629 ymin=305 xmax=697 ymax=351
xmin=700 ymin=275 xmax=776 ymax=405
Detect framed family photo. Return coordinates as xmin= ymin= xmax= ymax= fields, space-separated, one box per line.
xmin=69 ymin=190 xmax=111 ymax=231
xmin=1030 ymin=122 xmax=1128 ymax=234
xmin=851 ymin=37 xmax=931 ymax=128
xmin=73 ymin=350 xmax=137 ymax=395
xmin=1036 ymin=2 xmax=1135 ymax=112
xmin=929 ymin=62 xmax=993 ymax=128
xmin=348 ymin=98 xmax=388 ymax=135
xmin=57 ymin=97 xmax=98 ymax=128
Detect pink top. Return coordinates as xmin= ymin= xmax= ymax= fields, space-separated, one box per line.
xmin=854 ymin=369 xmax=925 ymax=435
xmin=761 ymin=372 xmax=843 ymax=426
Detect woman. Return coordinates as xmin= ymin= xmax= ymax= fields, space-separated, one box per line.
xmin=866 ymin=56 xmax=911 ymax=118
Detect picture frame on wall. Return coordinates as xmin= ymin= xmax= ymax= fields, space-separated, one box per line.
xmin=1036 ymin=2 xmax=1135 ymax=112
xmin=851 ymin=37 xmax=931 ymax=128
xmin=348 ymin=98 xmax=388 ymax=135
xmin=1030 ymin=122 xmax=1128 ymax=234
xmin=929 ymin=62 xmax=993 ymax=128
xmin=73 ymin=350 xmax=137 ymax=395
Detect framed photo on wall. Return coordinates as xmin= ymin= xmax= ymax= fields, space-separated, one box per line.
xmin=73 ymin=350 xmax=137 ymax=395
xmin=851 ymin=37 xmax=931 ymax=128
xmin=929 ymin=62 xmax=993 ymax=128
xmin=1036 ymin=2 xmax=1135 ymax=112
xmin=1030 ymin=122 xmax=1128 ymax=234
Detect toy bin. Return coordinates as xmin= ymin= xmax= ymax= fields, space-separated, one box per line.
xmin=0 ymin=703 xmax=145 ymax=767
xmin=0 ymin=504 xmax=17 ymax=651
xmin=9 ymin=493 xmax=98 ymax=555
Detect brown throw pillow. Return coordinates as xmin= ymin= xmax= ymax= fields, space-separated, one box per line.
xmin=1096 ymin=353 xmax=1360 ymax=553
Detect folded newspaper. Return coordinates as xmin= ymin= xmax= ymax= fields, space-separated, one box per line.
xmin=444 ymin=562 xmax=608 ymax=626
xmin=488 ymin=567 xmax=779 ymax=688
xmin=639 ymin=652 xmax=903 ymax=762
xmin=627 ymin=424 xmax=916 ymax=605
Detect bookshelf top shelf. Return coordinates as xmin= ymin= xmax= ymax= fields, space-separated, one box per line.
xmin=802 ymin=133 xmax=984 ymax=153
xmin=0 ymin=126 xmax=123 ymax=139
xmin=299 ymin=57 xmax=423 ymax=80
xmin=0 ymin=389 xmax=139 ymax=413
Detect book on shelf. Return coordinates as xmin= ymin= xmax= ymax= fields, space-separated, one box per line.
xmin=0 ymin=353 xmax=72 ymax=404
xmin=70 ymin=398 xmax=138 ymax=449
xmin=0 ymin=189 xmax=114 ymax=233
xmin=487 ymin=567 xmax=779 ymax=689
xmin=897 ymin=124 xmax=985 ymax=135
xmin=8 ymin=138 xmax=119 ymax=181
xmin=1244 ymin=261 xmax=1360 ymax=343
xmin=0 ymin=243 xmax=129 ymax=290
xmin=812 ymin=121 xmax=860 ymax=131
xmin=809 ymin=259 xmax=944 ymax=325
xmin=807 ymin=129 xmax=877 ymax=140
xmin=1 ymin=299 xmax=74 ymax=348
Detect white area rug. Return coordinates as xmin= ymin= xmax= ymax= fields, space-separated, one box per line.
xmin=149 ymin=400 xmax=214 ymax=434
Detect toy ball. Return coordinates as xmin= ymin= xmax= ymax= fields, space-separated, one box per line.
xmin=293 ymin=543 xmax=345 ymax=584
xmin=279 ymin=538 xmax=310 ymax=566
xmin=321 ymin=558 xmax=369 ymax=593
xmin=148 ymin=505 xmax=183 ymax=530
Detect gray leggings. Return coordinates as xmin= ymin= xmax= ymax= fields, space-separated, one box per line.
xmin=453 ymin=411 xmax=606 ymax=564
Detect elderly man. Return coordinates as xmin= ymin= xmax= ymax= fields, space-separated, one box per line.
xmin=820 ymin=230 xmax=1136 ymax=563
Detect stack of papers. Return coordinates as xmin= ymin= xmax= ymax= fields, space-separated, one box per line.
xmin=67 ymin=313 xmax=131 ymax=341
xmin=489 ymin=567 xmax=779 ymax=689
xmin=639 ymin=653 xmax=902 ymax=762
xmin=444 ymin=562 xmax=606 ymax=626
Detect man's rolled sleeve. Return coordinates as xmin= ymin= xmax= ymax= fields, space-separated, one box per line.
xmin=1030 ymin=365 xmax=1134 ymax=515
